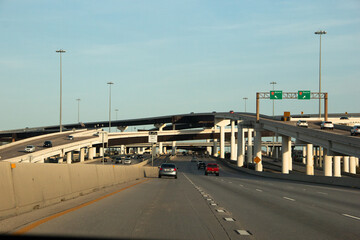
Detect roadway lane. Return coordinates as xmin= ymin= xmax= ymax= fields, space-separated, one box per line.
xmin=9 ymin=155 xmax=360 ymax=240
xmin=0 ymin=132 xmax=96 ymax=160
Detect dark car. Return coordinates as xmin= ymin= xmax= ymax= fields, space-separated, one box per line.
xmin=43 ymin=140 xmax=53 ymax=147
xmin=198 ymin=162 xmax=206 ymax=170
xmin=114 ymin=157 xmax=123 ymax=164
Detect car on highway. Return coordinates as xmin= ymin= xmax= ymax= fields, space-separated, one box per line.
xmin=320 ymin=121 xmax=334 ymax=130
xmin=296 ymin=120 xmax=308 ymax=128
xmin=350 ymin=125 xmax=360 ymax=136
xmin=158 ymin=163 xmax=178 ymax=179
xmin=123 ymin=157 xmax=132 ymax=165
xmin=198 ymin=161 xmax=206 ymax=170
xmin=191 ymin=156 xmax=197 ymax=162
xmin=43 ymin=140 xmax=53 ymax=147
xmin=113 ymin=157 xmax=123 ymax=164
xmin=205 ymin=163 xmax=219 ymax=176
xmin=25 ymin=145 xmax=35 ymax=153
xmin=340 ymin=116 xmax=349 ymax=120
xmin=66 ymin=135 xmax=74 ymax=140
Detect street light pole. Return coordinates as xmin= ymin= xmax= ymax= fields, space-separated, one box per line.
xmin=107 ymin=82 xmax=114 ymax=132
xmin=56 ymin=49 xmax=66 ymax=132
xmin=315 ymin=30 xmax=326 ymax=119
xmin=270 ymin=81 xmax=277 ymax=118
xmin=243 ymin=97 xmax=248 ymax=112
xmin=76 ymin=98 xmax=80 ymax=123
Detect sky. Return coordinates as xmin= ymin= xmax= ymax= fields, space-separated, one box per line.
xmin=0 ymin=0 xmax=359 ymax=131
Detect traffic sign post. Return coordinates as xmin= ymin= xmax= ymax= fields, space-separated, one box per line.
xmin=270 ymin=90 xmax=282 ymax=100
xmin=298 ymin=90 xmax=311 ymax=100
xmin=148 ymin=132 xmax=158 ymax=166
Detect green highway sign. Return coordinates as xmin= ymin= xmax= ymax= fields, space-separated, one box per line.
xmin=298 ymin=90 xmax=311 ymax=100
xmin=270 ymin=90 xmax=282 ymax=100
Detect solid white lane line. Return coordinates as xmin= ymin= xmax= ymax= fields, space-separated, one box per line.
xmin=235 ymin=230 xmax=251 ymax=236
xmin=283 ymin=197 xmax=295 ymax=201
xmin=342 ymin=214 xmax=360 ymax=221
xmin=256 ymin=189 xmax=263 ymax=192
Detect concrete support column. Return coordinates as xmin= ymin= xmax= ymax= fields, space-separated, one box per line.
xmin=288 ymin=139 xmax=292 ymax=171
xmin=333 ymin=156 xmax=341 ymax=177
xmin=230 ymin=120 xmax=236 ymax=161
xmin=206 ymin=139 xmax=212 ymax=156
xmin=254 ymin=126 xmax=263 ymax=172
xmin=302 ymin=146 xmax=306 ymax=164
xmin=220 ymin=126 xmax=225 ymax=159
xmin=319 ymin=147 xmax=323 ymax=168
xmin=66 ymin=152 xmax=72 ymax=164
xmin=306 ymin=143 xmax=314 ymax=175
xmin=266 ymin=146 xmax=269 ymax=156
xmin=282 ymin=136 xmax=290 ymax=174
xmin=80 ymin=148 xmax=85 ymax=162
xmin=237 ymin=124 xmax=245 ymax=167
xmin=247 ymin=128 xmax=253 ymax=164
xmin=356 ymin=157 xmax=359 ymax=167
xmin=99 ymin=147 xmax=104 ymax=157
xmin=349 ymin=156 xmax=356 ymax=174
xmin=172 ymin=141 xmax=176 ymax=156
xmin=88 ymin=147 xmax=95 ymax=160
xmin=213 ymin=140 xmax=218 ymax=157
xmin=323 ymin=149 xmax=333 ymax=177
xmin=159 ymin=142 xmax=163 ymax=155
xmin=120 ymin=145 xmax=125 ymax=155
xmin=343 ymin=156 xmax=350 ymax=173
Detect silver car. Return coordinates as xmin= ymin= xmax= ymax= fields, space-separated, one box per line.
xmin=123 ymin=157 xmax=132 ymax=164
xmin=25 ymin=145 xmax=35 ymax=153
xmin=320 ymin=121 xmax=334 ymax=130
xmin=350 ymin=125 xmax=360 ymax=136
xmin=159 ymin=163 xmax=178 ymax=179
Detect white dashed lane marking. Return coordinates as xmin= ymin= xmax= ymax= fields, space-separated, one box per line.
xmin=235 ymin=230 xmax=251 ymax=236
xmin=342 ymin=214 xmax=360 ymax=221
xmin=283 ymin=197 xmax=295 ymax=201
xmin=224 ymin=217 xmax=235 ymax=222
xmin=256 ymin=189 xmax=263 ymax=192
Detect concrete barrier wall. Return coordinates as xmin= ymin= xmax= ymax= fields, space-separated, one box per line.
xmin=0 ymin=162 xmax=152 ymax=220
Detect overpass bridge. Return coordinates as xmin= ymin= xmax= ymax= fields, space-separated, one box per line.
xmin=1 ymin=112 xmax=359 ymax=178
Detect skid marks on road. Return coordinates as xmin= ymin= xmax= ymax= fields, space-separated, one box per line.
xmin=183 ymin=173 xmax=253 ymax=239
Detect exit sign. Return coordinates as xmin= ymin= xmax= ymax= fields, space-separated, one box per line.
xmin=270 ymin=90 xmax=282 ymax=100
xmin=298 ymin=90 xmax=311 ymax=100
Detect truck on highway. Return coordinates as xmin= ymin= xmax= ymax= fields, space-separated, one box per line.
xmin=205 ymin=163 xmax=219 ymax=176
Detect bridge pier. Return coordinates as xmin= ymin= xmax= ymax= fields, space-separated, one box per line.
xmin=230 ymin=120 xmax=237 ymax=161
xmin=172 ymin=141 xmax=176 ymax=156
xmin=349 ymin=156 xmax=356 ymax=174
xmin=282 ymin=136 xmax=290 ymax=174
xmin=343 ymin=156 xmax=349 ymax=172
xmin=323 ymin=149 xmax=333 ymax=177
xmin=254 ymin=125 xmax=262 ymax=172
xmin=247 ymin=128 xmax=253 ymax=164
xmin=88 ymin=147 xmax=95 ymax=160
xmin=306 ymin=144 xmax=314 ymax=175
xmin=333 ymin=156 xmax=341 ymax=177
xmin=237 ymin=123 xmax=245 ymax=167
xmin=80 ymin=148 xmax=85 ymax=162
xmin=66 ymin=152 xmax=72 ymax=164
xmin=220 ymin=125 xmax=225 ymax=159
xmin=213 ymin=139 xmax=218 ymax=157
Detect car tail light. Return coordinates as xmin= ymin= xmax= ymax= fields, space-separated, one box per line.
xmin=173 ymin=168 xmax=177 ymax=171
xmin=160 ymin=168 xmax=163 ymax=171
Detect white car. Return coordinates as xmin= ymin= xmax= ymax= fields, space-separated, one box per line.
xmin=350 ymin=126 xmax=360 ymax=136
xmin=320 ymin=121 xmax=334 ymax=130
xmin=123 ymin=157 xmax=132 ymax=164
xmin=296 ymin=120 xmax=308 ymax=128
xmin=25 ymin=145 xmax=35 ymax=153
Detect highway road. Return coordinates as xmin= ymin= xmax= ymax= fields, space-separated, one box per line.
xmin=5 ymin=155 xmax=360 ymax=240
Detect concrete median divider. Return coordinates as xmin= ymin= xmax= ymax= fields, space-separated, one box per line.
xmin=0 ymin=161 xmax=158 ymax=220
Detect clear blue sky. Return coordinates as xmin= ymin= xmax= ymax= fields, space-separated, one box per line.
xmin=1 ymin=0 xmax=359 ymax=130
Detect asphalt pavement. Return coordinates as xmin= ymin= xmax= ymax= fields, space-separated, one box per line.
xmin=4 ymin=155 xmax=360 ymax=240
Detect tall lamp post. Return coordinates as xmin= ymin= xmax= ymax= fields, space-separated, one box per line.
xmin=315 ymin=30 xmax=326 ymax=119
xmin=76 ymin=98 xmax=80 ymax=123
xmin=56 ymin=49 xmax=66 ymax=132
xmin=270 ymin=81 xmax=277 ymax=159
xmin=243 ymin=97 xmax=248 ymax=112
xmin=107 ymin=82 xmax=114 ymax=132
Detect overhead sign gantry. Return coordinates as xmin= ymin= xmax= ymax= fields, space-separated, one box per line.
xmin=256 ymin=91 xmax=328 ymax=122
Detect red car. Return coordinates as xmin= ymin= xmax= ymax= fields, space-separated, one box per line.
xmin=205 ymin=163 xmax=219 ymax=176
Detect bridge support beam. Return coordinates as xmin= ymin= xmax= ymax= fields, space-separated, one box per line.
xmin=88 ymin=147 xmax=95 ymax=160
xmin=323 ymin=149 xmax=333 ymax=177
xmin=254 ymin=125 xmax=263 ymax=172
xmin=80 ymin=148 xmax=85 ymax=162
xmin=220 ymin=126 xmax=225 ymax=159
xmin=237 ymin=124 xmax=245 ymax=167
xmin=213 ymin=140 xmax=218 ymax=157
xmin=349 ymin=156 xmax=356 ymax=174
xmin=333 ymin=156 xmax=341 ymax=177
xmin=282 ymin=136 xmax=290 ymax=174
xmin=172 ymin=141 xmax=176 ymax=156
xmin=306 ymin=144 xmax=314 ymax=175
xmin=230 ymin=120 xmax=237 ymax=161
xmin=247 ymin=128 xmax=253 ymax=164
xmin=66 ymin=152 xmax=72 ymax=164
xmin=288 ymin=139 xmax=293 ymax=171
xmin=343 ymin=156 xmax=349 ymax=173
xmin=155 ymin=123 xmax=166 ymax=155
xmin=99 ymin=147 xmax=104 ymax=157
